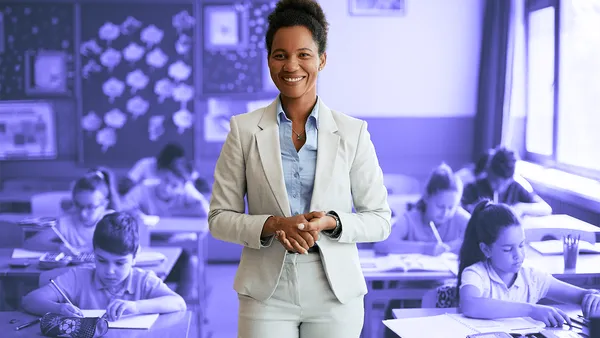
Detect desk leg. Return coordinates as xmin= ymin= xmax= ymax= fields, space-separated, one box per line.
xmin=196 ymin=233 xmax=208 ymax=338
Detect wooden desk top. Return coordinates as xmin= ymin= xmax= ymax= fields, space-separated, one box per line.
xmin=0 ymin=310 xmax=191 ymax=337
xmin=0 ymin=191 xmax=36 ymax=203
xmin=392 ymin=303 xmax=582 ymax=319
xmin=360 ymin=246 xmax=600 ymax=282
xmin=523 ymin=214 xmax=600 ymax=232
xmin=0 ymin=247 xmax=182 ymax=280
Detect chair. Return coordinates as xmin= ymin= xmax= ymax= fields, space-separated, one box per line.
xmin=383 ymin=174 xmax=421 ymax=195
xmin=421 ymin=284 xmax=459 ymax=308
xmin=31 ymin=191 xmax=72 ymax=216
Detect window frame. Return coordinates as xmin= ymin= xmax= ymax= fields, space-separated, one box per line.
xmin=524 ymin=0 xmax=600 ymax=180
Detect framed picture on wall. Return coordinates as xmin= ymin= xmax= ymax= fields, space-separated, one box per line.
xmin=24 ymin=50 xmax=70 ymax=96
xmin=203 ymin=5 xmax=248 ymax=50
xmin=349 ymin=0 xmax=406 ymax=16
xmin=0 ymin=101 xmax=57 ymax=160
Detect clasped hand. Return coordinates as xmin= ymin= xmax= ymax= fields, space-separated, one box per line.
xmin=273 ymin=211 xmax=332 ymax=254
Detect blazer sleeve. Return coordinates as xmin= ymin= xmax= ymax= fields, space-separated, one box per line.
xmin=208 ymin=115 xmax=272 ymax=250
xmin=336 ymin=121 xmax=392 ymax=243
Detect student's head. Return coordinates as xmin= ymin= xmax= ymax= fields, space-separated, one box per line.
xmin=156 ymin=143 xmax=186 ymax=172
xmin=458 ymin=201 xmax=525 ymax=287
xmin=410 ymin=163 xmax=463 ymax=225
xmin=92 ymin=212 xmax=139 ymax=286
xmin=266 ymin=0 xmax=328 ymax=100
xmin=473 ymin=149 xmax=494 ymax=177
xmin=486 ymin=147 xmax=517 ymax=193
xmin=155 ymin=162 xmax=192 ymax=200
xmin=71 ymin=168 xmax=120 ymax=227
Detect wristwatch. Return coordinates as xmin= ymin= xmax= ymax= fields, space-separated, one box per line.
xmin=324 ymin=211 xmax=342 ymax=237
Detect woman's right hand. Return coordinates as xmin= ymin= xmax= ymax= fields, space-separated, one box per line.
xmin=272 ymin=215 xmax=318 ymax=253
xmin=529 ymin=304 xmax=572 ymax=327
xmin=57 ymin=303 xmax=83 ymax=317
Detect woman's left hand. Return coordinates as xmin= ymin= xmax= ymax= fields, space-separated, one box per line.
xmin=582 ymin=290 xmax=600 ymax=318
xmin=297 ymin=211 xmax=336 ymax=232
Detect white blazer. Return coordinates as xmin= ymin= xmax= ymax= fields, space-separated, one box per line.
xmin=209 ymin=98 xmax=391 ymax=304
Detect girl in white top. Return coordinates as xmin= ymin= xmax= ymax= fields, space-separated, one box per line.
xmin=374 ymin=163 xmax=470 ymax=256
xmin=24 ymin=168 xmax=121 ymax=254
xmin=458 ymin=201 xmax=600 ymax=327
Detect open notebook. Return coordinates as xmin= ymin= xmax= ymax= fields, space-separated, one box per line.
xmin=529 ymin=240 xmax=600 ymax=255
xmin=361 ymin=252 xmax=458 ymax=274
xmin=383 ymin=313 xmax=545 ymax=338
xmin=81 ymin=310 xmax=159 ymax=329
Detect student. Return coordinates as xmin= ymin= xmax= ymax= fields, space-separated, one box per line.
xmin=122 ymin=160 xmax=208 ymax=218
xmin=456 ymin=149 xmax=494 ymax=186
xmin=374 ymin=163 xmax=470 ymax=256
xmin=461 ymin=147 xmax=551 ymax=217
xmin=24 ymin=168 xmax=120 ymax=255
xmin=458 ymin=201 xmax=600 ymax=327
xmin=21 ymin=212 xmax=186 ymax=320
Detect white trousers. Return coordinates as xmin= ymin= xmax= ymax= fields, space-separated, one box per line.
xmin=237 ymin=252 xmax=364 ymax=338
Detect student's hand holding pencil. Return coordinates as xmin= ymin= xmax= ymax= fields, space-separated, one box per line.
xmin=429 ymin=242 xmax=451 ymax=256
xmin=57 ymin=303 xmax=83 ymax=317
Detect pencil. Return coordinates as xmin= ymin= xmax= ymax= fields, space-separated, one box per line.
xmin=14 ymin=318 xmax=40 ymax=331
xmin=429 ymin=221 xmax=444 ymax=245
xmin=49 ymin=279 xmax=74 ymax=306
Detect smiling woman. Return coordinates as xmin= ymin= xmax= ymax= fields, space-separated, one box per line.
xmin=208 ymin=0 xmax=392 ymax=337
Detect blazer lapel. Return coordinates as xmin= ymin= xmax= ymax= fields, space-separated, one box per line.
xmin=256 ymin=100 xmax=291 ymax=217
xmin=310 ymin=100 xmax=339 ymax=210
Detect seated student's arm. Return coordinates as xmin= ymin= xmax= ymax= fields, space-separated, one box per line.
xmin=23 ymin=228 xmax=62 ymax=252
xmin=460 ymin=268 xmax=571 ymax=326
xmin=121 ymin=185 xmax=149 ymax=215
xmin=373 ymin=213 xmax=438 ymax=255
xmin=21 ymin=268 xmax=83 ymax=317
xmin=544 ymin=275 xmax=600 ymax=318
xmin=511 ymin=183 xmax=552 ymax=217
xmin=182 ymin=183 xmax=209 ymax=217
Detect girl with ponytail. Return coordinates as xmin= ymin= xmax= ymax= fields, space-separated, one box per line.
xmin=24 ymin=167 xmax=120 ymax=254
xmin=458 ymin=200 xmax=600 ymax=327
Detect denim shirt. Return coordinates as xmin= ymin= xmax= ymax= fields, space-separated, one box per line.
xmin=276 ymin=97 xmax=319 ymax=217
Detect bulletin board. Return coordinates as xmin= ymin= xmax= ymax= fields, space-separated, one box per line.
xmin=202 ymin=0 xmax=278 ymax=95
xmin=0 ymin=3 xmax=75 ymax=100
xmin=79 ymin=3 xmax=195 ymax=167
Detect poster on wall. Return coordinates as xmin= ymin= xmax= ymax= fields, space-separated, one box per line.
xmin=0 ymin=101 xmax=57 ymax=160
xmin=204 ymin=98 xmax=272 ymax=142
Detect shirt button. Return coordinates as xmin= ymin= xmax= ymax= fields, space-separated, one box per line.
xmin=293 ymin=193 xmax=298 ymax=198
xmin=294 ymin=172 xmax=299 ymax=178
xmin=293 ymin=212 xmax=299 ymax=215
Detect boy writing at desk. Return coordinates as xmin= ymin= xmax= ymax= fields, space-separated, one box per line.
xmin=21 ymin=212 xmax=186 ymax=321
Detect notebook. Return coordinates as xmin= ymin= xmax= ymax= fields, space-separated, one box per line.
xmin=529 ymin=240 xmax=600 ymax=255
xmin=383 ymin=313 xmax=545 ymax=338
xmin=81 ymin=310 xmax=159 ymax=329
xmin=361 ymin=252 xmax=458 ymax=274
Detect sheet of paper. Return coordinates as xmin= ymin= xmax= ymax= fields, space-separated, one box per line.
xmin=383 ymin=315 xmax=478 ymax=338
xmin=447 ymin=314 xmax=544 ymax=334
xmin=11 ymin=248 xmax=46 ymax=259
xmin=81 ymin=309 xmax=159 ymax=329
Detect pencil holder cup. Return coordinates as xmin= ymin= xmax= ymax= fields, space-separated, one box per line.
xmin=563 ymin=236 xmax=580 ymax=270
xmin=40 ymin=313 xmax=108 ymax=338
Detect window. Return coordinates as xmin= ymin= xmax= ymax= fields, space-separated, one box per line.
xmin=525 ymin=0 xmax=600 ymax=179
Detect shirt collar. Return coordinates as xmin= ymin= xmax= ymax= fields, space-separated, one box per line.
xmin=276 ymin=95 xmax=320 ymax=129
xmin=485 ymin=260 xmax=525 ymax=289
xmin=93 ymin=270 xmax=135 ymax=294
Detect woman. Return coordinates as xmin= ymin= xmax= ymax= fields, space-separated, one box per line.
xmin=208 ymin=0 xmax=391 ymax=337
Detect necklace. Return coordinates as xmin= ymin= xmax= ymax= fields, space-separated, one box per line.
xmin=292 ymin=128 xmax=305 ymax=141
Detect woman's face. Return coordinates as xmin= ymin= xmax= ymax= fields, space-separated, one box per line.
xmin=268 ymin=25 xmax=326 ymax=101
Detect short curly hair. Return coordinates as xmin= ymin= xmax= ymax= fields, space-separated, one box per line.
xmin=93 ymin=212 xmax=139 ymax=256
xmin=265 ymin=0 xmax=329 ymax=55
xmin=488 ymin=147 xmax=517 ymax=179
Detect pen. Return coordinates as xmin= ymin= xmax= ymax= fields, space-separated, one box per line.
xmin=570 ymin=317 xmax=587 ymax=328
xmin=14 ymin=318 xmax=40 ymax=331
xmin=429 ymin=221 xmax=444 ymax=245
xmin=49 ymin=279 xmax=74 ymax=306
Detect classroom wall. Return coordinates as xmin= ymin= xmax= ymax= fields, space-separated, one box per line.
xmin=0 ymin=0 xmax=484 ymax=187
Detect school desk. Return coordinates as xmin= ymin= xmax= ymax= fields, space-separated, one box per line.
xmin=391 ymin=304 xmax=588 ymax=337
xmin=0 ymin=247 xmax=182 ymax=313
xmin=0 ymin=310 xmax=192 ymax=337
xmin=360 ymin=248 xmax=600 ymax=338
xmin=0 ymin=191 xmax=36 ymax=213
xmin=522 ymin=214 xmax=600 ymax=242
